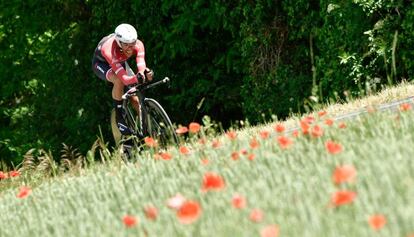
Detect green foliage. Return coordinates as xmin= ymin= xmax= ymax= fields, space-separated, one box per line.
xmin=399 ymin=1 xmax=414 ymax=78
xmin=1 ymin=0 xmax=414 ymax=166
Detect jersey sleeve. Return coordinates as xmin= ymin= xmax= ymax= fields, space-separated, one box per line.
xmin=101 ymin=38 xmax=138 ymax=85
xmin=135 ymin=40 xmax=146 ymax=74
xmin=112 ymin=63 xmax=138 ymax=85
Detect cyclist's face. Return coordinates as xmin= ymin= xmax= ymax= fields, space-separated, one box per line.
xmin=120 ymin=41 xmax=135 ymax=56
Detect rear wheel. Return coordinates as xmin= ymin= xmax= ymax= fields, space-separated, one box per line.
xmin=110 ymin=109 xmax=122 ymax=144
xmin=144 ymin=98 xmax=178 ymax=147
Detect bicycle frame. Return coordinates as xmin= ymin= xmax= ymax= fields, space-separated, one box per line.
xmin=111 ymin=62 xmax=178 ymax=150
xmin=121 ymin=77 xmax=172 ymax=140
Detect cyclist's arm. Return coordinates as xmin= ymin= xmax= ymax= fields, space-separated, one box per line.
xmin=111 ymin=62 xmax=138 ymax=85
xmin=135 ymin=40 xmax=146 ymax=75
xmin=101 ymin=40 xmax=138 ymax=85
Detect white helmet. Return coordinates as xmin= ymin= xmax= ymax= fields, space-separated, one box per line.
xmin=114 ymin=23 xmax=137 ymax=47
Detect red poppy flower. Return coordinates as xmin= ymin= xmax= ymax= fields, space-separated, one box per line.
xmin=144 ymin=205 xmax=158 ymax=221
xmin=338 ymin=122 xmax=347 ymax=129
xmin=0 ymin=171 xmax=7 ymax=180
xmin=324 ymin=118 xmax=334 ymax=126
xmin=144 ymin=137 xmax=157 ymax=147
xmin=292 ymin=130 xmax=299 ymax=138
xmin=248 ymin=153 xmax=256 ymax=161
xmin=179 ymin=146 xmax=190 ymax=155
xmin=249 ymin=208 xmax=264 ymax=222
xmin=123 ymin=215 xmax=138 ymax=228
xmin=325 ymin=140 xmax=343 ymax=155
xmin=240 ymin=148 xmax=248 ymax=155
xmin=277 ymin=136 xmax=293 ymax=149
xmin=177 ymin=200 xmax=202 ymax=224
xmin=232 ymin=194 xmax=246 ymax=209
xmin=333 ymin=165 xmax=357 ymax=185
xmin=202 ymin=172 xmax=225 ymax=191
xmin=260 ymin=225 xmax=280 ymax=237
xmin=9 ymin=170 xmax=20 ymax=177
xmin=160 ymin=152 xmax=172 ymax=160
xmin=311 ymin=125 xmax=324 ymax=138
xmin=260 ymin=130 xmax=270 ymax=139
xmin=16 ymin=186 xmax=31 ymax=199
xmin=211 ymin=139 xmax=221 ymax=148
xmin=231 ymin=151 xmax=240 ymax=161
xmin=368 ymin=214 xmax=386 ymax=230
xmin=318 ymin=111 xmax=327 ymax=117
xmin=303 ymin=115 xmax=315 ymax=124
xmin=250 ymin=137 xmax=260 ymax=149
xmin=176 ymin=126 xmax=188 ymax=134
xmin=274 ymin=124 xmax=285 ymax=133
xmin=400 ymin=103 xmax=412 ymax=111
xmin=226 ymin=131 xmax=237 ymax=140
xmin=331 ymin=190 xmax=357 ymax=207
xmin=201 ymin=158 xmax=209 ymax=165
xmin=189 ymin=122 xmax=201 ymax=133
xmin=300 ymin=120 xmax=310 ymax=135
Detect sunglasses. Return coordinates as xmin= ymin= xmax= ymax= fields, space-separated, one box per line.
xmin=120 ymin=41 xmax=136 ymax=48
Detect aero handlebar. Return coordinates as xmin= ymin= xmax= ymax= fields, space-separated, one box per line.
xmin=122 ymin=77 xmax=170 ymax=100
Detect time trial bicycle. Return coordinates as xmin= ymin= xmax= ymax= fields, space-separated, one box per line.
xmin=111 ymin=70 xmax=178 ymax=154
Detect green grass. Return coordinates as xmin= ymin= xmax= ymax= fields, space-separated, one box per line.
xmin=1 ymin=85 xmax=414 ymax=237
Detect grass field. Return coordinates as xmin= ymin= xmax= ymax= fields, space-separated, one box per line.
xmin=0 ymin=83 xmax=413 ymax=237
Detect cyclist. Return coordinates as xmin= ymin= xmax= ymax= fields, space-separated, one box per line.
xmin=92 ymin=23 xmax=153 ymax=135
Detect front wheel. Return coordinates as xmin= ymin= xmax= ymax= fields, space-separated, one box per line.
xmin=144 ymin=98 xmax=179 ymax=147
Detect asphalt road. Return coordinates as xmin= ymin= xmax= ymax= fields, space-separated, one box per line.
xmin=334 ymin=96 xmax=414 ymax=121
xmin=287 ymin=96 xmax=414 ymax=133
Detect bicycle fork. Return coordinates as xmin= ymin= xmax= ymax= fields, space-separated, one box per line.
xmin=123 ymin=93 xmax=147 ymax=138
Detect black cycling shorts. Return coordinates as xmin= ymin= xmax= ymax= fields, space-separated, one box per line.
xmin=92 ymin=58 xmax=112 ymax=81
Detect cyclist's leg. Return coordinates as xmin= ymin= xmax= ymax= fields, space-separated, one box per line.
xmin=107 ymin=74 xmax=134 ymax=135
xmin=92 ymin=57 xmax=125 ymax=100
xmin=92 ymin=59 xmax=132 ymax=135
xmin=130 ymin=96 xmax=141 ymax=116
xmin=106 ymin=71 xmax=124 ymax=100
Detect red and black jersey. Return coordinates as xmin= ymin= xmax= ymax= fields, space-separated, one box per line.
xmin=94 ymin=34 xmax=146 ymax=85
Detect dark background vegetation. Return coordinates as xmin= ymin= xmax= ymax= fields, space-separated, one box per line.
xmin=1 ymin=0 xmax=414 ymax=165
